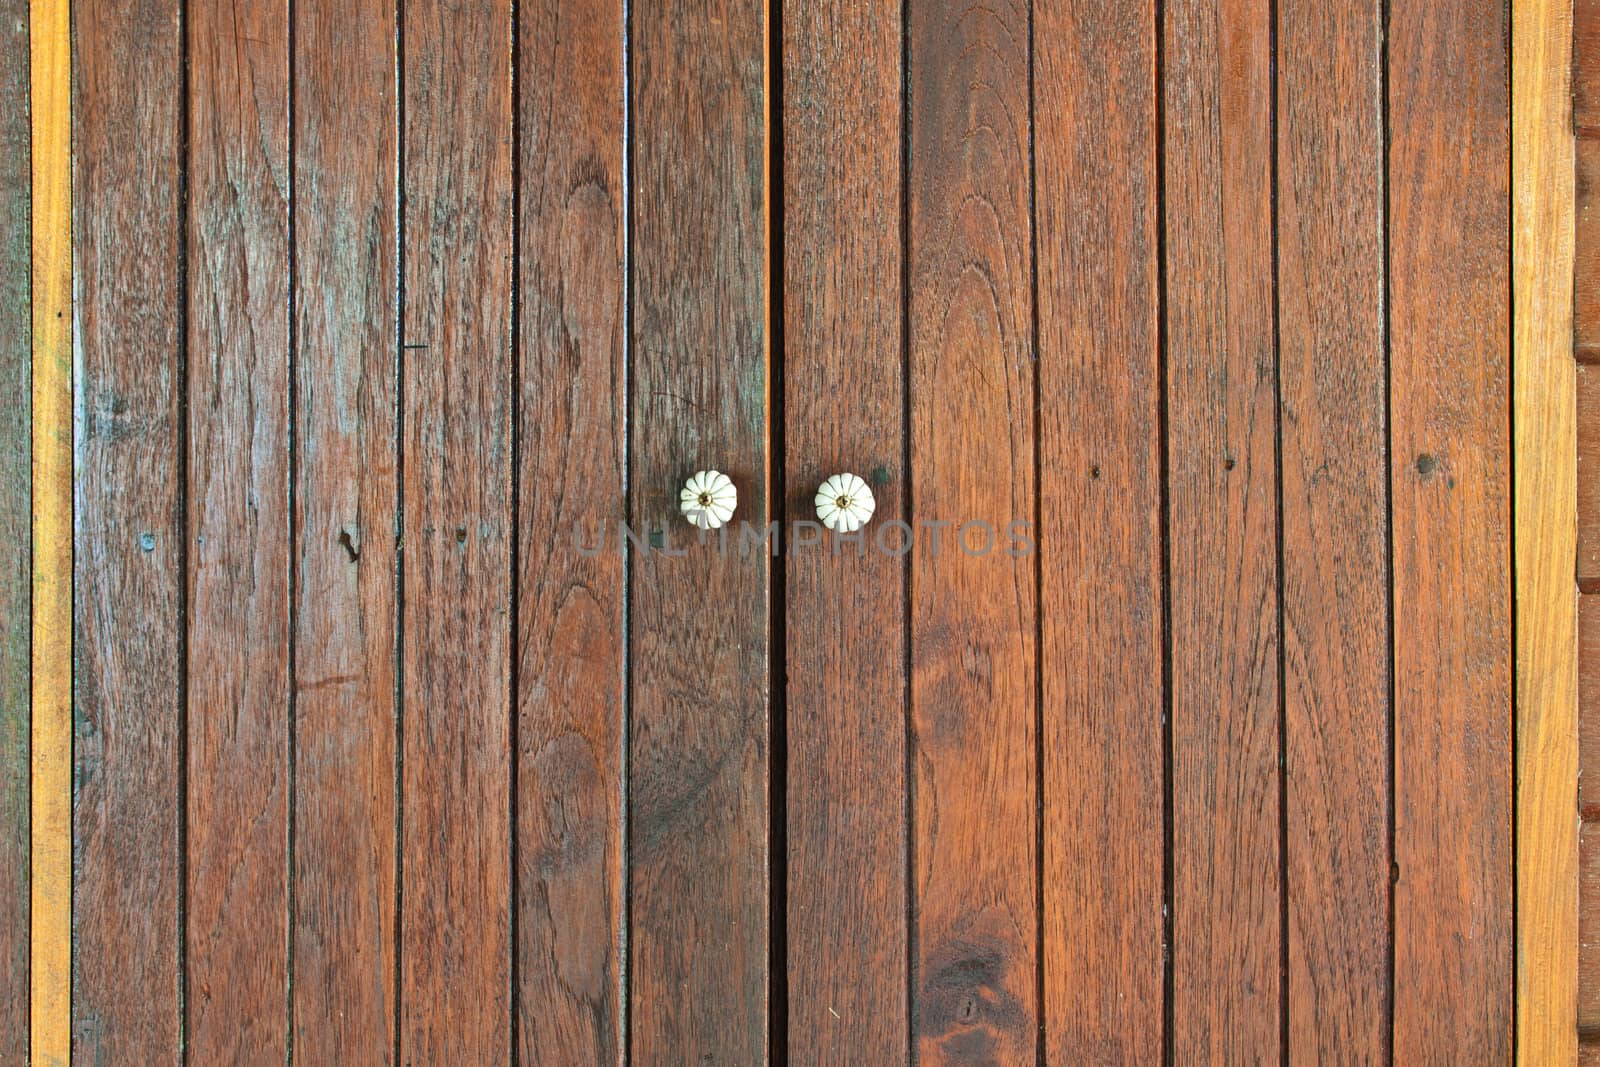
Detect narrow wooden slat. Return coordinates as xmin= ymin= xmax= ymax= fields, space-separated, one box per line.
xmin=1580 ymin=362 xmax=1598 ymax=585
xmin=1513 ymin=0 xmax=1578 ymax=1058
xmin=400 ymin=0 xmax=514 ymax=1057
xmin=292 ymin=0 xmax=398 ymax=1054
xmin=1574 ymin=138 xmax=1600 ymax=356
xmin=1276 ymin=0 xmax=1390 ymax=1059
xmin=185 ymin=0 xmax=291 ymax=1054
xmin=0 ymin=0 xmax=29 ymax=1058
xmin=27 ymin=1 xmax=68 ymax=1063
xmin=1582 ymin=816 xmax=1600 ymax=1027
xmin=1582 ymin=594 xmax=1599 ymax=818
xmin=1163 ymin=0 xmax=1281 ymax=1057
xmin=1036 ymin=2 xmax=1164 ymax=1061
xmin=783 ymin=0 xmax=907 ymax=1058
xmin=628 ymin=0 xmax=769 ymax=1057
xmin=907 ymin=0 xmax=1036 ymax=1060
xmin=72 ymin=0 xmax=184 ymax=1058
xmin=515 ymin=0 xmax=626 ymax=1060
xmin=1389 ymin=0 xmax=1512 ymax=1059
xmin=1576 ymin=0 xmax=1600 ymax=131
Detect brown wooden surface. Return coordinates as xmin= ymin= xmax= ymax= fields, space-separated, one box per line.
xmin=1276 ymin=0 xmax=1391 ymax=1060
xmin=1585 ymin=813 xmax=1600 ymax=1028
xmin=782 ymin=0 xmax=908 ymax=1061
xmin=72 ymin=0 xmax=184 ymax=1059
xmin=1389 ymin=0 xmax=1513 ymax=1059
xmin=1579 ymin=0 xmax=1600 ymax=133
xmin=1575 ymin=137 xmax=1600 ymax=363
xmin=1035 ymin=2 xmax=1164 ymax=1062
xmin=628 ymin=0 xmax=771 ymax=1060
xmin=1163 ymin=0 xmax=1281 ymax=1057
xmin=184 ymin=0 xmax=291 ymax=1055
xmin=399 ymin=0 xmax=514 ymax=1058
xmin=515 ymin=0 xmax=627 ymax=1060
xmin=1581 ymin=362 xmax=1599 ymax=586
xmin=907 ymin=0 xmax=1038 ymax=1061
xmin=0 ymin=0 xmax=26 ymax=1056
xmin=292 ymin=0 xmax=399 ymax=1055
xmin=1585 ymin=593 xmax=1600 ymax=820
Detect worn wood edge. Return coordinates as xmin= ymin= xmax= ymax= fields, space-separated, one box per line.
xmin=1514 ymin=0 xmax=1580 ymax=1060
xmin=28 ymin=0 xmax=70 ymax=1062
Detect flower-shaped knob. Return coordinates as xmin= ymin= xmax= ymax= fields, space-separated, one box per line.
xmin=679 ymin=470 xmax=737 ymax=530
xmin=815 ymin=472 xmax=875 ymax=533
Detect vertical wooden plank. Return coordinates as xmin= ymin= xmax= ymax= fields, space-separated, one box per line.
xmin=1036 ymin=2 xmax=1164 ymax=1061
xmin=0 ymin=0 xmax=28 ymax=1058
xmin=907 ymin=0 xmax=1036 ymax=1062
xmin=399 ymin=0 xmax=514 ymax=1058
xmin=28 ymin=0 xmax=68 ymax=1062
xmin=1276 ymin=0 xmax=1390 ymax=1060
xmin=292 ymin=0 xmax=399 ymax=1055
xmin=1575 ymin=137 xmax=1600 ymax=362
xmin=515 ymin=0 xmax=625 ymax=1061
xmin=1580 ymin=360 xmax=1599 ymax=582
xmin=629 ymin=0 xmax=769 ymax=1058
xmin=184 ymin=0 xmax=290 ymax=1055
xmin=783 ymin=0 xmax=907 ymax=1059
xmin=72 ymin=0 xmax=184 ymax=1059
xmin=1513 ymin=0 xmax=1578 ymax=1059
xmin=1389 ymin=0 xmax=1512 ymax=1059
xmin=1163 ymin=0 xmax=1281 ymax=1057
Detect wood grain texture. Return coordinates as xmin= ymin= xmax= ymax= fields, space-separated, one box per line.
xmin=515 ymin=0 xmax=626 ymax=1060
xmin=1581 ymin=362 xmax=1599 ymax=585
xmin=1578 ymin=0 xmax=1600 ymax=132
xmin=1583 ymin=814 xmax=1600 ymax=1027
xmin=1513 ymin=0 xmax=1578 ymax=1058
xmin=783 ymin=0 xmax=907 ymax=1059
xmin=1035 ymin=2 xmax=1164 ymax=1061
xmin=28 ymin=0 xmax=69 ymax=1062
xmin=1574 ymin=137 xmax=1600 ymax=360
xmin=628 ymin=0 xmax=770 ymax=1058
xmin=72 ymin=0 xmax=184 ymax=1059
xmin=1163 ymin=0 xmax=1280 ymax=1057
xmin=1583 ymin=594 xmax=1599 ymax=820
xmin=292 ymin=0 xmax=398 ymax=1055
xmin=0 ymin=0 xmax=29 ymax=1059
xmin=1275 ymin=0 xmax=1390 ymax=1059
xmin=400 ymin=0 xmax=514 ymax=1058
xmin=1389 ymin=0 xmax=1513 ymax=1059
xmin=907 ymin=0 xmax=1037 ymax=1060
xmin=185 ymin=0 xmax=291 ymax=1055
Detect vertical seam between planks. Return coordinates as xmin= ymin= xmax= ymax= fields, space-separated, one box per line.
xmin=619 ymin=0 xmax=633 ymax=1056
xmin=900 ymin=0 xmax=916 ymax=1057
xmin=1268 ymin=0 xmax=1290 ymax=1059
xmin=285 ymin=0 xmax=299 ymax=1058
xmin=1154 ymin=0 xmax=1175 ymax=1061
xmin=766 ymin=0 xmax=788 ymax=1058
xmin=392 ymin=0 xmax=407 ymax=1055
xmin=1380 ymin=0 xmax=1396 ymax=1060
xmin=1504 ymin=0 xmax=1518 ymax=1053
xmin=507 ymin=0 xmax=521 ymax=1059
xmin=178 ymin=0 xmax=193 ymax=1053
xmin=1027 ymin=0 xmax=1045 ymax=1059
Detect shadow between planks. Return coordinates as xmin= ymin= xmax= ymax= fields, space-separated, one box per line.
xmin=5 ymin=0 xmax=1556 ymax=1062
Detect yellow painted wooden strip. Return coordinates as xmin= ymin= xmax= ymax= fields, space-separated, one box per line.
xmin=29 ymin=0 xmax=70 ymax=1063
xmin=1513 ymin=0 xmax=1579 ymax=1060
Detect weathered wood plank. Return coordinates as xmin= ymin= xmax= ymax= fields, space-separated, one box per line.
xmin=1574 ymin=138 xmax=1600 ymax=362
xmin=399 ymin=0 xmax=514 ymax=1057
xmin=907 ymin=0 xmax=1037 ymax=1060
xmin=515 ymin=0 xmax=626 ymax=1060
xmin=1164 ymin=0 xmax=1281 ymax=1056
xmin=628 ymin=0 xmax=770 ymax=1058
xmin=292 ymin=0 xmax=399 ymax=1055
xmin=1276 ymin=0 xmax=1390 ymax=1059
xmin=1576 ymin=0 xmax=1600 ymax=132
xmin=1036 ymin=2 xmax=1164 ymax=1061
xmin=1513 ymin=0 xmax=1578 ymax=1058
xmin=72 ymin=0 xmax=184 ymax=1059
xmin=1389 ymin=0 xmax=1513 ymax=1059
xmin=1582 ymin=814 xmax=1600 ymax=1027
xmin=185 ymin=0 xmax=291 ymax=1055
xmin=783 ymin=0 xmax=907 ymax=1059
xmin=0 ymin=0 xmax=29 ymax=1059
xmin=1582 ymin=594 xmax=1599 ymax=819
xmin=1580 ymin=361 xmax=1599 ymax=585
